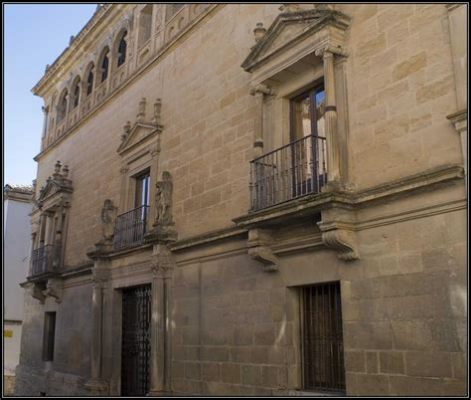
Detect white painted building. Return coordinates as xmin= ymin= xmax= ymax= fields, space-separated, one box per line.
xmin=3 ymin=184 xmax=33 ymax=391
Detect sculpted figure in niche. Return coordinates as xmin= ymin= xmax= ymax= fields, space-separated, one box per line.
xmin=155 ymin=171 xmax=173 ymax=226
xmin=101 ymin=199 xmax=117 ymax=243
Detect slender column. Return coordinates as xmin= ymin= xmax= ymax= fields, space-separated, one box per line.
xmin=119 ymin=166 xmax=129 ymax=212
xmin=250 ymin=84 xmax=273 ymax=159
xmin=39 ymin=213 xmax=47 ymax=245
xmin=317 ymin=48 xmax=341 ymax=186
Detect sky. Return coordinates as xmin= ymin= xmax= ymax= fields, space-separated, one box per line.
xmin=4 ymin=3 xmax=98 ymax=186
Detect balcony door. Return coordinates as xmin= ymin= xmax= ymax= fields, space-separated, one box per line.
xmin=114 ymin=170 xmax=151 ymax=250
xmin=290 ymin=84 xmax=327 ymax=196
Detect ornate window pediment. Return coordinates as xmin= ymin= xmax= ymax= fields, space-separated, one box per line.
xmin=241 ymin=7 xmax=350 ymax=83
xmin=36 ymin=161 xmax=73 ymax=209
xmin=117 ymin=98 xmax=163 ymax=155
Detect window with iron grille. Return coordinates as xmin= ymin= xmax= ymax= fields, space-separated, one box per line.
xmin=42 ymin=312 xmax=56 ymax=361
xmin=300 ymin=281 xmax=345 ymax=393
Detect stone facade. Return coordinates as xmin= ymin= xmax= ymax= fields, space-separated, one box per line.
xmin=17 ymin=4 xmax=467 ymax=396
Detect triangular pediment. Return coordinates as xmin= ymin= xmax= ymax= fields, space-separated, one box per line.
xmin=117 ymin=122 xmax=162 ymax=155
xmin=37 ymin=180 xmax=61 ymax=202
xmin=37 ymin=166 xmax=73 ymax=207
xmin=241 ymin=8 xmax=350 ymax=72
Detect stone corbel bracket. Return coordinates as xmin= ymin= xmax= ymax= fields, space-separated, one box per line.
xmin=317 ymin=221 xmax=359 ymax=261
xmin=247 ymin=228 xmax=279 ymax=272
xmin=42 ymin=278 xmax=64 ymax=303
xmin=27 ymin=282 xmax=46 ymax=304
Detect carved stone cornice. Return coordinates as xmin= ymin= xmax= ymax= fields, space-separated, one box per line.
xmin=234 ymin=164 xmax=465 ymax=229
xmin=447 ymin=109 xmax=467 ymax=133
xmin=234 ymin=164 xmax=465 ymax=262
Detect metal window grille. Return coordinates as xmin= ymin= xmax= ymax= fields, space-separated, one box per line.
xmin=300 ymin=281 xmax=345 ymax=392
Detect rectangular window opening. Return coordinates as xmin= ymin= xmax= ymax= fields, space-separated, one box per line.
xmin=42 ymin=312 xmax=56 ymax=361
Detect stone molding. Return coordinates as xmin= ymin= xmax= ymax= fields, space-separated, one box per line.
xmin=447 ymin=109 xmax=467 ymax=133
xmin=234 ymin=164 xmax=464 ymax=263
xmin=241 ymin=7 xmax=351 ymax=74
xmin=234 ymin=164 xmax=465 ymax=228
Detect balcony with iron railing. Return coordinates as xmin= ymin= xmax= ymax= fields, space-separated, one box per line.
xmin=30 ymin=244 xmax=59 ymax=278
xmin=250 ymin=134 xmax=328 ymax=211
xmin=113 ymin=205 xmax=150 ymax=251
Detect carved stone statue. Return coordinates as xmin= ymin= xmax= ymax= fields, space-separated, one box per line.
xmin=101 ymin=199 xmax=117 ymax=243
xmin=155 ymin=171 xmax=173 ymax=227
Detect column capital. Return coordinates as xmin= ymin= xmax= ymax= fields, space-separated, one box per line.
xmin=249 ymin=83 xmax=274 ymax=96
xmin=314 ymin=45 xmax=348 ymax=58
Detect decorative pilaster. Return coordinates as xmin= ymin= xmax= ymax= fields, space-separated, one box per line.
xmin=85 ymin=259 xmax=110 ymax=396
xmin=148 ymin=241 xmax=176 ymax=395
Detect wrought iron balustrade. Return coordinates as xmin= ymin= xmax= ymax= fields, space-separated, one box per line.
xmin=113 ymin=205 xmax=150 ymax=250
xmin=250 ymin=134 xmax=327 ymax=211
xmin=31 ymin=244 xmax=59 ymax=277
